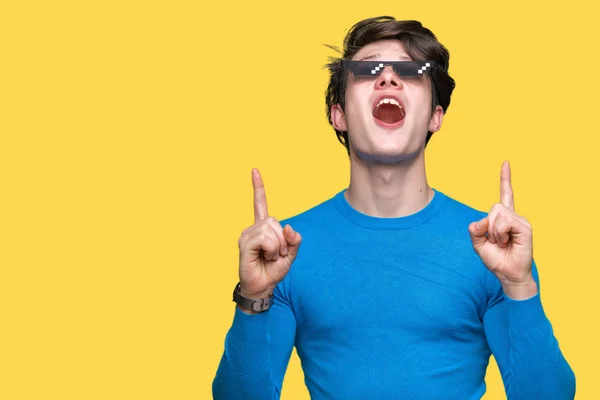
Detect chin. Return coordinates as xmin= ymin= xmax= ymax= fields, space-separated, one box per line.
xmin=353 ymin=146 xmax=422 ymax=164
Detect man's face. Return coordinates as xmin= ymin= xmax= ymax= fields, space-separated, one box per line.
xmin=332 ymin=40 xmax=444 ymax=163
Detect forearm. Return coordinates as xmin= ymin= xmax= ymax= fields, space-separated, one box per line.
xmin=495 ymin=295 xmax=575 ymax=399
xmin=213 ymin=309 xmax=281 ymax=400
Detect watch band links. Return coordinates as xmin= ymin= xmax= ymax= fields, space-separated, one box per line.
xmin=232 ymin=282 xmax=274 ymax=312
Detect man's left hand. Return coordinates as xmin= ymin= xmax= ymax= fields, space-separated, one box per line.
xmin=468 ymin=161 xmax=538 ymax=300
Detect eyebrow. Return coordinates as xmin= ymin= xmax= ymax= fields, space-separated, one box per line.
xmin=357 ymin=53 xmax=413 ymax=61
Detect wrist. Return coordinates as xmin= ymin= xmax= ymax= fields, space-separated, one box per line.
xmin=239 ymin=282 xmax=274 ymax=300
xmin=239 ymin=288 xmax=274 ymax=300
xmin=502 ymin=277 xmax=538 ymax=300
xmin=233 ymin=282 xmax=274 ymax=313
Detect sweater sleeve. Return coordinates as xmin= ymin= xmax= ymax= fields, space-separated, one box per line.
xmin=483 ymin=260 xmax=576 ymax=399
xmin=212 ymin=276 xmax=297 ymax=400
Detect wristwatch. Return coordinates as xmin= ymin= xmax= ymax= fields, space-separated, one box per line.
xmin=232 ymin=282 xmax=274 ymax=312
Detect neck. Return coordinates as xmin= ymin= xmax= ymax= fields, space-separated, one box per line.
xmin=344 ymin=152 xmax=433 ymax=218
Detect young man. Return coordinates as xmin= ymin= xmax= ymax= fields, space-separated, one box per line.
xmin=212 ymin=16 xmax=575 ymax=399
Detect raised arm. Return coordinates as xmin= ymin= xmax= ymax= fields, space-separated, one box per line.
xmin=469 ymin=161 xmax=575 ymax=398
xmin=212 ymin=168 xmax=302 ymax=399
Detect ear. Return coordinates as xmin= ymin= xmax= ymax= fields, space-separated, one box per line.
xmin=331 ymin=104 xmax=347 ymax=132
xmin=428 ymin=105 xmax=444 ymax=133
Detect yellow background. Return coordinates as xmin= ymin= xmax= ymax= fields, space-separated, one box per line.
xmin=1 ymin=0 xmax=597 ymax=398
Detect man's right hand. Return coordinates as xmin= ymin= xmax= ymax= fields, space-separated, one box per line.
xmin=237 ymin=168 xmax=302 ymax=309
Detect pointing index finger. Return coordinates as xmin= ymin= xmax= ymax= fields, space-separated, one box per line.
xmin=252 ymin=168 xmax=269 ymax=222
xmin=500 ymin=160 xmax=515 ymax=211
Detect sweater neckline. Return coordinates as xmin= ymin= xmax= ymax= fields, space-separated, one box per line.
xmin=333 ymin=188 xmax=447 ymax=230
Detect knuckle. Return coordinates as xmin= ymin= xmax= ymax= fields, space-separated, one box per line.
xmin=258 ymin=223 xmax=269 ymax=233
xmin=499 ymin=219 xmax=511 ymax=231
xmin=493 ymin=202 xmax=506 ymax=213
xmin=268 ymin=217 xmax=283 ymax=233
xmin=238 ymin=230 xmax=252 ymax=246
xmin=262 ymin=233 xmax=278 ymax=249
xmin=495 ymin=217 xmax=507 ymax=228
xmin=259 ymin=232 xmax=271 ymax=243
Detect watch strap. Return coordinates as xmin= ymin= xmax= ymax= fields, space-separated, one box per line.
xmin=232 ymin=282 xmax=274 ymax=312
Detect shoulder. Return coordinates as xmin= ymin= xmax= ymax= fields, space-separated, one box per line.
xmin=277 ymin=189 xmax=345 ymax=232
xmin=435 ymin=188 xmax=488 ymax=225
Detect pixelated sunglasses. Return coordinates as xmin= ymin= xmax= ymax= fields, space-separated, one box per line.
xmin=341 ymin=60 xmax=436 ymax=77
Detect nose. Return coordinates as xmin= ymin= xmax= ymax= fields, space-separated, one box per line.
xmin=375 ymin=65 xmax=403 ymax=89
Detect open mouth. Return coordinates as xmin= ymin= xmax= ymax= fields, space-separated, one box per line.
xmin=372 ymin=97 xmax=406 ymax=125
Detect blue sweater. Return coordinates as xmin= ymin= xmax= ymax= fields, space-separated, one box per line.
xmin=213 ymin=188 xmax=575 ymax=399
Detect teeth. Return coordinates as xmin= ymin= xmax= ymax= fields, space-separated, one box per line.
xmin=376 ymin=98 xmax=402 ymax=108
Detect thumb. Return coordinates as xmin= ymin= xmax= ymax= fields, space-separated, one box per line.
xmin=283 ymin=224 xmax=302 ymax=259
xmin=468 ymin=217 xmax=489 ymax=253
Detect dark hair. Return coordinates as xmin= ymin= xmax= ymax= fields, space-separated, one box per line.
xmin=324 ymin=16 xmax=456 ymax=154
